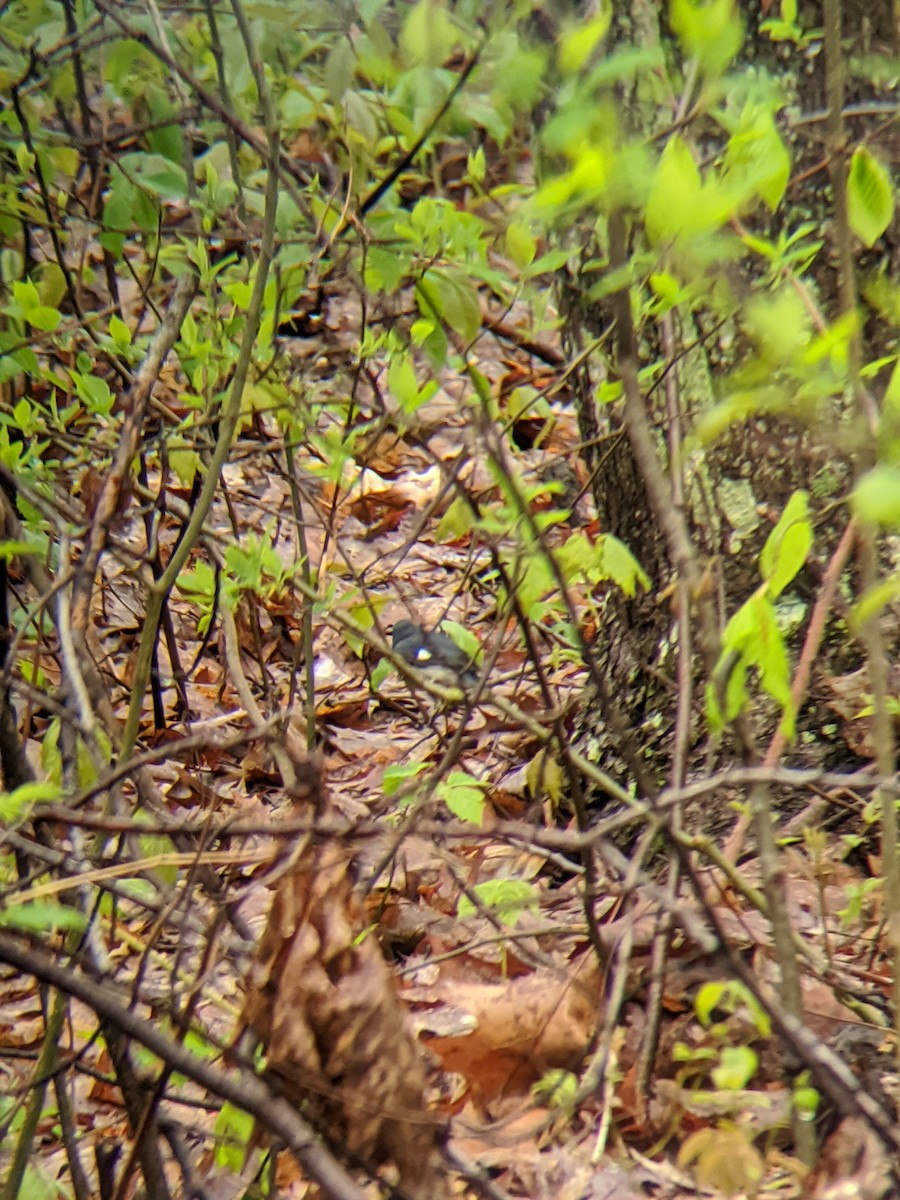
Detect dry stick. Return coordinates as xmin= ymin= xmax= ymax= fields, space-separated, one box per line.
xmin=572 ymin=825 xmax=659 ymax=1155
xmin=358 ymin=41 xmax=485 ymax=218
xmin=220 ymin=606 xmax=298 ymax=791
xmin=202 ymin=0 xmax=246 ymax=220
xmin=636 ymin=310 xmax=693 ymax=1112
xmin=360 ymin=682 xmax=486 ymax=897
xmin=0 ymin=440 xmax=255 ymax=940
xmin=144 ymin=0 xmax=197 ymax=212
xmin=419 ymin=419 xmax=611 ymax=963
xmin=8 ymin=75 xmax=91 ymax=342
xmin=766 ymin=519 xmax=857 ymax=768
xmin=605 ymin=208 xmax=818 ymax=1162
xmin=0 ymin=493 xmax=37 ymax=794
xmin=858 ymin=525 xmax=900 ymax=1046
xmin=70 ymin=272 xmax=198 ymax=634
xmin=0 ymin=932 xmax=371 ymax=1200
xmin=60 ymin=0 xmax=121 ymax=331
xmin=822 ymin=0 xmax=900 ymax=1069
xmin=31 ymin=762 xmax=891 ymax=856
xmin=1 ymin=988 xmax=70 ymax=1200
xmin=51 ymin=1011 xmax=93 ymax=1200
xmin=112 ymin=908 xmax=229 ymax=1200
xmin=22 ymin=765 xmax=882 ymax=877
xmin=278 ymin=445 xmax=318 ymax=750
xmin=680 ymin=825 xmax=890 ymax=1026
xmin=6 ymin=523 xmax=172 ymax=1197
xmin=463 ymin=362 xmax=660 ymax=802
xmin=120 ymin=126 xmax=281 ymax=760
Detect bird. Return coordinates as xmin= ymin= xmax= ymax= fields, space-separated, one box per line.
xmin=391 ymin=619 xmax=480 ymax=690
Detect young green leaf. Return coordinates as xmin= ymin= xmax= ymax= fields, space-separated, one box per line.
xmin=759 ymin=490 xmax=811 ymax=597
xmin=0 ymin=904 xmax=86 ymax=933
xmin=852 ymin=465 xmax=900 ymax=527
xmin=0 ymin=781 xmax=59 ymax=823
xmin=457 ymin=878 xmax=538 ymax=926
xmin=669 ymin=0 xmax=744 ymax=76
xmin=437 ymin=772 xmax=487 ymax=824
xmin=712 ymin=1045 xmax=758 ymax=1090
xmin=437 ymin=620 xmax=481 ymax=664
xmin=382 ymin=761 xmax=428 ymax=798
xmin=847 ymin=147 xmax=894 ymax=247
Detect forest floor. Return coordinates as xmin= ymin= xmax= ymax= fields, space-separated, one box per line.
xmin=2 ymin=258 xmax=895 ymax=1200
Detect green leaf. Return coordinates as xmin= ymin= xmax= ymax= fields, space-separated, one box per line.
xmin=0 ymin=904 xmax=86 ymax=933
xmin=70 ymin=371 xmax=113 ymax=415
xmin=457 ymin=878 xmax=538 ymax=927
xmin=532 ymin=1068 xmax=578 ymax=1110
xmin=509 ymin=553 xmax=555 ymax=610
xmin=358 ymin=0 xmax=389 ymax=21
xmin=526 ymin=749 xmax=564 ymax=806
xmin=24 ymin=304 xmax=61 ymax=332
xmin=710 ymin=589 xmax=795 ymax=735
xmin=176 ymin=561 xmax=216 ymax=600
xmin=743 ymin=288 xmax=811 ymax=361
xmin=16 ymin=143 xmax=35 ymax=173
xmin=7 ymin=280 xmax=60 ymax=331
xmin=169 ymin=441 xmax=200 ymax=487
xmin=365 ymin=246 xmax=410 ymax=293
xmin=324 ymin=37 xmax=355 ymax=102
xmin=437 ymin=771 xmax=487 ymax=824
xmin=558 ymin=8 xmax=612 ymax=74
xmin=695 ymin=981 xmax=727 ymax=1026
xmin=401 ymin=0 xmax=456 ymax=66
xmin=506 ymin=222 xmax=536 ymax=269
xmin=669 ymin=0 xmax=744 ymax=76
xmin=214 ymin=1102 xmax=255 ymax=1171
xmin=382 ymin=761 xmax=428 ymax=797
xmin=144 ymin=84 xmax=182 ymax=164
xmin=752 ymin=596 xmax=794 ymax=730
xmin=712 ymin=1045 xmax=758 ymax=1090
xmin=371 ymin=658 xmax=392 ymax=691
xmin=852 ymin=574 xmax=900 ymax=627
xmin=793 ymin=1077 xmax=820 ymax=1120
xmin=108 ymin=315 xmax=132 ymax=347
xmin=0 ymin=781 xmax=58 ymax=822
xmin=121 ymin=152 xmax=188 ymax=201
xmin=759 ymin=490 xmax=811 ymax=597
xmin=847 ymin=147 xmax=894 ymax=247
xmin=852 ymin=465 xmax=900 ymax=527
xmin=386 ymin=357 xmax=416 ymax=409
xmin=0 ymin=540 xmax=39 ymax=560
xmin=435 ymin=495 xmax=472 ymax=542
xmin=646 ymin=136 xmax=703 ymax=244
xmin=600 ymin=534 xmax=650 ymax=596
xmin=467 ymin=146 xmax=486 ymax=183
xmin=437 ymin=620 xmax=481 ymax=663
xmin=722 ymin=103 xmax=790 ymax=212
xmin=418 ymin=267 xmax=482 ymax=342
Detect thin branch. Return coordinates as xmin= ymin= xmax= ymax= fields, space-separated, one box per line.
xmin=0 ymin=932 xmax=371 ymax=1200
xmin=70 ymin=274 xmax=198 ymax=633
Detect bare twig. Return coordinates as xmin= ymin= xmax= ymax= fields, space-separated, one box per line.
xmin=70 ymin=273 xmax=198 ymax=634
xmin=0 ymin=932 xmax=372 ymax=1200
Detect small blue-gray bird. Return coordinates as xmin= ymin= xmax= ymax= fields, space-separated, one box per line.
xmin=391 ymin=619 xmax=479 ymax=689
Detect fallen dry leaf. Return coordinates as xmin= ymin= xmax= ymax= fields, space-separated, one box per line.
xmin=241 ymin=759 xmax=448 ymax=1198
xmin=422 ymin=955 xmax=601 ymax=1101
